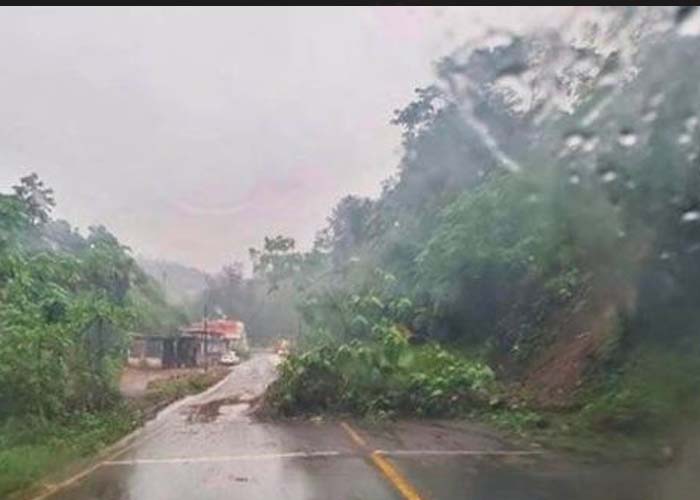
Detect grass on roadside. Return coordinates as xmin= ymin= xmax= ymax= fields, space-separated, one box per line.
xmin=0 ymin=406 xmax=139 ymax=498
xmin=134 ymin=367 xmax=230 ymax=417
xmin=0 ymin=367 xmax=230 ymax=498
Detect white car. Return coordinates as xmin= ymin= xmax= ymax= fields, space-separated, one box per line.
xmin=219 ymin=351 xmax=240 ymax=366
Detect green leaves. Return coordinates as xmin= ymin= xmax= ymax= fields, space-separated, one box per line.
xmin=266 ymin=321 xmax=495 ymax=418
xmin=12 ymin=172 xmax=55 ymax=226
xmin=0 ymin=175 xmax=178 ymax=420
xmin=418 ymin=174 xmax=562 ymax=290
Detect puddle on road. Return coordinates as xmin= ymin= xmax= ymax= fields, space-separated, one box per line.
xmin=186 ymin=395 xmax=248 ymax=423
xmin=184 ymin=391 xmax=263 ymax=423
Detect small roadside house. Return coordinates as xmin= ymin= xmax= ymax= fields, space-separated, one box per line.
xmin=181 ymin=318 xmax=249 ymax=362
xmin=126 ymin=318 xmax=248 ymax=369
xmin=127 ymin=333 xmax=201 ymax=369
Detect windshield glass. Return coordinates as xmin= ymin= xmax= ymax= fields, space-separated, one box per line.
xmin=1 ymin=6 xmax=699 ymax=500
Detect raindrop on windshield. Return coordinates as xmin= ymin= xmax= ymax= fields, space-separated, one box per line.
xmin=583 ymin=137 xmax=599 ymax=153
xmin=677 ymin=6 xmax=700 ymax=37
xmin=565 ymin=133 xmax=584 ymax=149
xmin=681 ymin=210 xmax=700 ymax=222
xmin=618 ymin=130 xmax=637 ymax=147
xmin=687 ymin=242 xmax=700 ymax=254
xmin=642 ymin=111 xmax=657 ymax=123
xmin=597 ymin=73 xmax=619 ymax=89
xmin=600 ymin=171 xmax=618 ymax=183
xmin=648 ymin=93 xmax=665 ymax=108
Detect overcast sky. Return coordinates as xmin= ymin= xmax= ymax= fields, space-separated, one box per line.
xmin=0 ymin=6 xmax=572 ymax=272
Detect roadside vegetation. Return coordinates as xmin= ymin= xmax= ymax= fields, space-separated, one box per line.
xmin=0 ymin=368 xmax=228 ymax=497
xmin=0 ymin=405 xmax=138 ymax=497
xmin=0 ymin=174 xmax=187 ymax=496
xmin=251 ymin=12 xmax=700 ymax=460
xmin=266 ymin=332 xmax=496 ymax=419
xmin=136 ymin=368 xmax=230 ymax=417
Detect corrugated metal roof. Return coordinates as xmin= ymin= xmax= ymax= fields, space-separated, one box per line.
xmin=181 ymin=319 xmax=245 ymax=339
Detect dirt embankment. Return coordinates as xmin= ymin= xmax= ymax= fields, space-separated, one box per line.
xmin=520 ymin=284 xmax=637 ymax=409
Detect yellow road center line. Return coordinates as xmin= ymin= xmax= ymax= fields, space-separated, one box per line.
xmin=340 ymin=422 xmax=425 ymax=500
xmin=340 ymin=421 xmax=368 ymax=448
xmin=370 ymin=451 xmax=424 ymax=500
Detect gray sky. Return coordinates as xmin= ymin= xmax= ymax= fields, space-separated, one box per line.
xmin=0 ymin=6 xmax=572 ymax=272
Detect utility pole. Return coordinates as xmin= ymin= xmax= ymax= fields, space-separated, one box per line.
xmin=203 ymin=302 xmax=209 ymax=372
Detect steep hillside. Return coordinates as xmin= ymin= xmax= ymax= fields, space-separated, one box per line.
xmin=137 ymin=257 xmax=209 ymax=306
xmin=255 ymin=12 xmax=700 ymax=458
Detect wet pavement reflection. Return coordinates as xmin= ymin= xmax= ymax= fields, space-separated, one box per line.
xmin=42 ymin=354 xmax=672 ymax=500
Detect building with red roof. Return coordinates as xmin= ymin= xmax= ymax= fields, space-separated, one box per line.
xmin=182 ymin=319 xmax=245 ymax=340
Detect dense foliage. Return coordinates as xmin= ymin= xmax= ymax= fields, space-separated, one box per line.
xmin=267 ymin=332 xmax=494 ymax=418
xmin=0 ymin=174 xmax=184 ymax=420
xmin=258 ymin=11 xmax=700 ymax=443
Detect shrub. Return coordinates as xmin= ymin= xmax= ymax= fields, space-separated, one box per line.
xmin=264 ymin=327 xmax=495 ymax=418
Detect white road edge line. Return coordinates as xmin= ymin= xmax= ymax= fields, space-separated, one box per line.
xmin=29 ymin=423 xmax=174 ymax=500
xmin=29 ymin=363 xmax=243 ymax=500
xmin=103 ymin=451 xmax=342 ymax=465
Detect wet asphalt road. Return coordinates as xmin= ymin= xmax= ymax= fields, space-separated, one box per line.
xmin=39 ymin=353 xmax=678 ymax=500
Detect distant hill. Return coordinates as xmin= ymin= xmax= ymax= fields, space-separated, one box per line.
xmin=136 ymin=257 xmax=209 ymax=305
